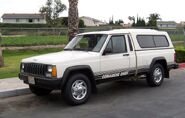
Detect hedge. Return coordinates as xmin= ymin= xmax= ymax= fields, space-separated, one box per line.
xmin=176 ymin=49 xmax=185 ymax=63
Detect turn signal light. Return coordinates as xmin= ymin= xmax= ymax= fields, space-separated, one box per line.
xmin=52 ymin=66 xmax=57 ymax=77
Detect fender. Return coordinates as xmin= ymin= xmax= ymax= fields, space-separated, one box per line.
xmin=150 ymin=57 xmax=169 ymax=78
xmin=61 ymin=65 xmax=97 ymax=93
xmin=150 ymin=57 xmax=166 ymax=68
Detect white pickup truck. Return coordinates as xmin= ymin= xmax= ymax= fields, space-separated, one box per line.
xmin=19 ymin=29 xmax=178 ymax=105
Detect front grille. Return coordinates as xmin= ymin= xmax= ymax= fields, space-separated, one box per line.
xmin=23 ymin=63 xmax=48 ymax=76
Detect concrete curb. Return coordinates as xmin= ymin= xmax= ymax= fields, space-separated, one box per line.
xmin=179 ymin=63 xmax=185 ymax=69
xmin=0 ymin=87 xmax=31 ymax=98
xmin=0 ymin=78 xmax=31 ymax=98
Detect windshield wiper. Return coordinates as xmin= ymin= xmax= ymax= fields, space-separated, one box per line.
xmin=73 ymin=48 xmax=91 ymax=52
xmin=64 ymin=48 xmax=73 ymax=51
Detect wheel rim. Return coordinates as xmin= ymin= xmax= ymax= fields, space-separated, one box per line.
xmin=71 ymin=80 xmax=87 ymax=100
xmin=153 ymin=67 xmax=162 ymax=83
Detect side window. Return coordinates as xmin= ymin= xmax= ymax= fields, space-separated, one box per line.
xmin=75 ymin=37 xmax=89 ymax=48
xmin=104 ymin=35 xmax=127 ymax=54
xmin=105 ymin=39 xmax=113 ymax=52
xmin=137 ymin=35 xmax=169 ymax=48
xmin=154 ymin=36 xmax=169 ymax=47
xmin=127 ymin=35 xmax=133 ymax=51
xmin=137 ymin=35 xmax=155 ymax=48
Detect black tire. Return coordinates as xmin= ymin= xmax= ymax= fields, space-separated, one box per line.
xmin=146 ymin=63 xmax=164 ymax=87
xmin=29 ymin=85 xmax=52 ymax=96
xmin=63 ymin=73 xmax=91 ymax=105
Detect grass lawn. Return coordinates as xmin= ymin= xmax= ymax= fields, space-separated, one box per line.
xmin=170 ymin=34 xmax=185 ymax=41
xmin=0 ymin=48 xmax=63 ymax=79
xmin=1 ymin=34 xmax=184 ymax=47
xmin=175 ymin=45 xmax=185 ymax=51
xmin=1 ymin=35 xmax=68 ymax=46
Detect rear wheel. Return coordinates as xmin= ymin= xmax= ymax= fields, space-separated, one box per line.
xmin=63 ymin=73 xmax=91 ymax=105
xmin=146 ymin=64 xmax=164 ymax=87
xmin=29 ymin=85 xmax=52 ymax=96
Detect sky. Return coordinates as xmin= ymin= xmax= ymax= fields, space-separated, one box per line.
xmin=0 ymin=0 xmax=185 ymax=23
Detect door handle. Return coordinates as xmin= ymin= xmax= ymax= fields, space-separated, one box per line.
xmin=123 ymin=54 xmax=129 ymax=56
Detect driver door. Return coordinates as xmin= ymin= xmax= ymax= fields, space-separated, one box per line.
xmin=100 ymin=35 xmax=130 ymax=78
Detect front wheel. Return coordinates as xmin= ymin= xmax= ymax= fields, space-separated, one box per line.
xmin=29 ymin=85 xmax=52 ymax=96
xmin=146 ymin=64 xmax=164 ymax=87
xmin=63 ymin=74 xmax=91 ymax=105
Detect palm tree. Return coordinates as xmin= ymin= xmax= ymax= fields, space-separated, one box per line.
xmin=68 ymin=0 xmax=79 ymax=41
xmin=147 ymin=13 xmax=161 ymax=27
xmin=0 ymin=34 xmax=4 ymax=67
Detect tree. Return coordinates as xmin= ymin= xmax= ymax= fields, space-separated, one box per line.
xmin=68 ymin=0 xmax=79 ymax=41
xmin=135 ymin=16 xmax=146 ymax=27
xmin=115 ymin=19 xmax=124 ymax=25
xmin=0 ymin=34 xmax=3 ymax=67
xmin=128 ymin=16 xmax=135 ymax=26
xmin=40 ymin=0 xmax=66 ymax=26
xmin=61 ymin=17 xmax=68 ymax=26
xmin=78 ymin=19 xmax=85 ymax=28
xmin=109 ymin=16 xmax=114 ymax=25
xmin=147 ymin=13 xmax=161 ymax=27
xmin=40 ymin=0 xmax=53 ymax=25
xmin=61 ymin=17 xmax=85 ymax=28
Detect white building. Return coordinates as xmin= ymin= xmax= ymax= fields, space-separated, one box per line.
xmin=121 ymin=23 xmax=132 ymax=28
xmin=81 ymin=16 xmax=107 ymax=26
xmin=157 ymin=21 xmax=177 ymax=29
xmin=1 ymin=13 xmax=46 ymax=24
xmin=180 ymin=21 xmax=185 ymax=27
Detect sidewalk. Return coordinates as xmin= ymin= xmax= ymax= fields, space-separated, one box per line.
xmin=0 ymin=77 xmax=30 ymax=98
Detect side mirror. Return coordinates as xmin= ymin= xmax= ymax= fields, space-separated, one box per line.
xmin=103 ymin=48 xmax=112 ymax=55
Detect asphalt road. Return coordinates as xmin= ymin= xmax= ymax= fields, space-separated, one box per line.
xmin=0 ymin=69 xmax=185 ymax=118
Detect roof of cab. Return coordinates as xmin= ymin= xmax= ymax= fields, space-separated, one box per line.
xmin=79 ymin=29 xmax=165 ymax=35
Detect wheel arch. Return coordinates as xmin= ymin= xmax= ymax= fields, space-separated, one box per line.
xmin=61 ymin=65 xmax=97 ymax=93
xmin=150 ymin=57 xmax=169 ymax=78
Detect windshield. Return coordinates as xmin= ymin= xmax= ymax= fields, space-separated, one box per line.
xmin=64 ymin=34 xmax=108 ymax=52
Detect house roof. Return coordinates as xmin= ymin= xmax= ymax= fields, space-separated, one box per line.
xmin=80 ymin=16 xmax=106 ymax=24
xmin=2 ymin=13 xmax=45 ymax=19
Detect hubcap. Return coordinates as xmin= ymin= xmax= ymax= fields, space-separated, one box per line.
xmin=71 ymin=80 xmax=87 ymax=100
xmin=153 ymin=67 xmax=162 ymax=83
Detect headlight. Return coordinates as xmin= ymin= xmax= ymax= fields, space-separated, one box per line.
xmin=47 ymin=66 xmax=52 ymax=72
xmin=22 ymin=63 xmax=24 ymax=69
xmin=20 ymin=63 xmax=24 ymax=72
xmin=45 ymin=65 xmax=57 ymax=78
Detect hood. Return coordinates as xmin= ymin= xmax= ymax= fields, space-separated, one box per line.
xmin=22 ymin=51 xmax=100 ymax=65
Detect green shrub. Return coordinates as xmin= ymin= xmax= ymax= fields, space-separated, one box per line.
xmin=175 ymin=47 xmax=185 ymax=63
xmin=0 ymin=23 xmax=49 ymax=28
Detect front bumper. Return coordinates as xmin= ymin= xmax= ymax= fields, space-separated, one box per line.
xmin=19 ymin=73 xmax=62 ymax=90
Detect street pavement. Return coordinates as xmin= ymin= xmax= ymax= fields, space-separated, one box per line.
xmin=0 ymin=69 xmax=185 ymax=118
